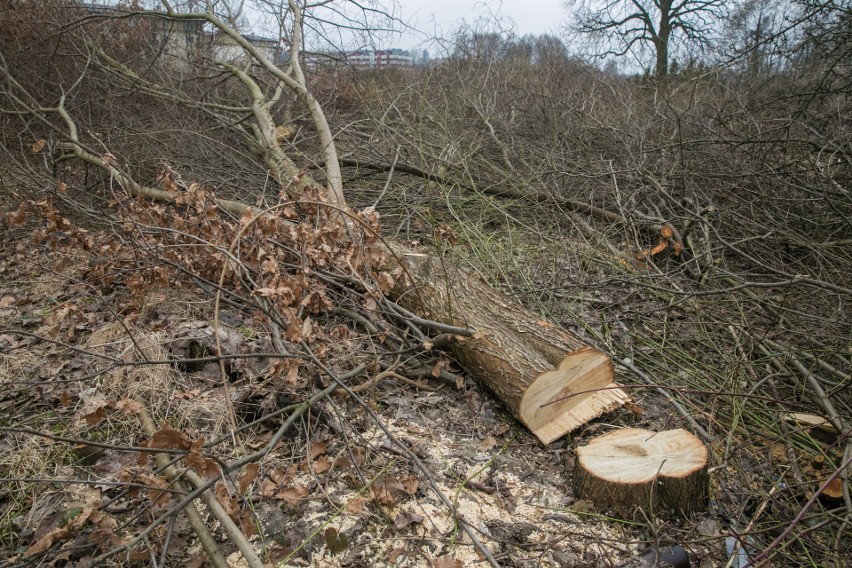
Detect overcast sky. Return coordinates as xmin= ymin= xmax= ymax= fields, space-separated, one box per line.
xmin=392 ymin=0 xmax=566 ymax=49
xmin=227 ymin=0 xmax=567 ymax=52
xmin=399 ymin=0 xmax=564 ymax=35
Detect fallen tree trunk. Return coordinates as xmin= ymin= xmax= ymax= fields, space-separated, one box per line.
xmin=574 ymin=428 xmax=709 ymax=516
xmin=8 ymin=5 xmax=627 ymax=446
xmin=388 ymin=249 xmax=628 ymax=444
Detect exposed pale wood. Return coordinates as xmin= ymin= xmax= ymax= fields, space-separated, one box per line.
xmin=389 ymin=248 xmax=628 ymax=444
xmin=786 ymin=412 xmax=839 ymax=434
xmin=574 ymin=428 xmax=709 ymax=516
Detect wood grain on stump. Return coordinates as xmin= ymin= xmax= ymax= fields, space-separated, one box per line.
xmin=574 ymin=428 xmax=709 ymax=517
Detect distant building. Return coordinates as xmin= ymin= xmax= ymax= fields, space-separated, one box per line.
xmin=210 ymin=32 xmax=282 ymax=64
xmin=348 ymin=49 xmax=413 ymax=69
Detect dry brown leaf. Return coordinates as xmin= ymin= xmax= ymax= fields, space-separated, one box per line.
xmin=376 ymin=271 xmax=395 ymax=294
xmin=186 ymin=440 xmax=219 ymax=479
xmin=239 ymin=207 xmax=255 ymax=227
xmin=309 ymin=441 xmax=327 ymax=460
xmin=139 ymin=474 xmax=173 ymax=506
xmin=214 ymin=482 xmax=239 ymax=521
xmin=114 ymin=398 xmax=142 ymax=414
xmin=313 ymin=455 xmax=332 ymax=474
xmin=301 ymin=317 xmax=314 ymax=341
xmin=393 ymin=508 xmax=424 ymax=530
xmin=24 ymin=526 xmax=70 ymax=557
xmin=239 ymin=463 xmax=260 ymax=494
xmin=370 ymin=475 xmax=407 ymax=506
xmin=241 ymin=510 xmax=258 ymax=538
xmin=260 ymin=478 xmax=278 ymax=498
xmin=345 ymin=496 xmax=366 ymax=514
xmin=84 ymin=407 xmax=107 ymax=425
xmin=173 ymin=389 xmax=201 ymax=400
xmin=150 ymin=424 xmax=191 ymax=450
xmin=268 ymin=465 xmax=295 ymax=485
xmin=25 ymin=505 xmax=96 ymax=557
xmin=261 ymin=257 xmax=278 ymax=275
xmin=275 ymin=485 xmax=308 ymax=506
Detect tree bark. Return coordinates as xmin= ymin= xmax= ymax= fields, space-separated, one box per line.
xmin=388 ymin=248 xmax=628 ymax=444
xmin=574 ymin=428 xmax=709 ymax=516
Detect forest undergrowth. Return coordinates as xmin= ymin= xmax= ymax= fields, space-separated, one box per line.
xmin=0 ymin=2 xmax=850 ymax=567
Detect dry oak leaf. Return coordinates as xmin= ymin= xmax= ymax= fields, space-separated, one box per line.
xmin=370 ymin=475 xmax=408 ymax=506
xmin=173 ymin=389 xmax=202 ymax=400
xmin=345 ymin=496 xmax=366 ymax=514
xmin=309 ymin=441 xmax=328 ymax=460
xmin=84 ymin=406 xmax=108 ymax=426
xmin=24 ymin=507 xmax=94 ymax=558
xmin=186 ymin=439 xmax=218 ymax=479
xmin=260 ymin=478 xmax=278 ymax=498
xmin=312 ymin=455 xmax=332 ymax=474
xmin=275 ymin=485 xmax=309 ymax=507
xmin=393 ymin=508 xmax=424 ymax=531
xmin=376 ymin=271 xmax=395 ymax=294
xmin=400 ymin=475 xmax=419 ymax=496
xmin=241 ymin=510 xmax=257 ymax=538
xmin=139 ymin=473 xmax=173 ymax=506
xmin=238 ymin=463 xmax=261 ymax=494
xmin=149 ymin=424 xmax=192 ymax=450
xmin=215 ymin=482 xmax=239 ymax=521
xmin=5 ymin=203 xmax=27 ymax=226
xmin=114 ymin=398 xmax=142 ymax=414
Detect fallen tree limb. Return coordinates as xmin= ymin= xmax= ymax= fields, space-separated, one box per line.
xmin=135 ymin=405 xmax=232 ymax=568
xmin=1 ymin=7 xmax=627 ymax=445
xmin=387 ymin=248 xmax=628 ymax=444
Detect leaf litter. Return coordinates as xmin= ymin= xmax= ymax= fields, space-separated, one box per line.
xmin=0 ymin=195 xmax=721 ymax=567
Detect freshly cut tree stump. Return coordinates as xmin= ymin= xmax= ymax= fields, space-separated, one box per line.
xmin=388 ymin=249 xmax=629 ymax=444
xmin=574 ymin=428 xmax=709 ymax=516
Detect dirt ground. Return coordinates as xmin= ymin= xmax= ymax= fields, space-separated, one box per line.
xmin=0 ymin=234 xmax=735 ymax=567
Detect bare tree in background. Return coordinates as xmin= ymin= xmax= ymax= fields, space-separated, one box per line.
xmin=564 ymin=0 xmax=729 ymax=77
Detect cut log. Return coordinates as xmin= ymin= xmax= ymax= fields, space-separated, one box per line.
xmin=574 ymin=428 xmax=708 ymax=516
xmin=388 ymin=248 xmax=629 ymax=444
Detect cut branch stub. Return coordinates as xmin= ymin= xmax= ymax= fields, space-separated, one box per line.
xmin=574 ymin=428 xmax=709 ymax=517
xmin=387 ymin=248 xmax=628 ymax=444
